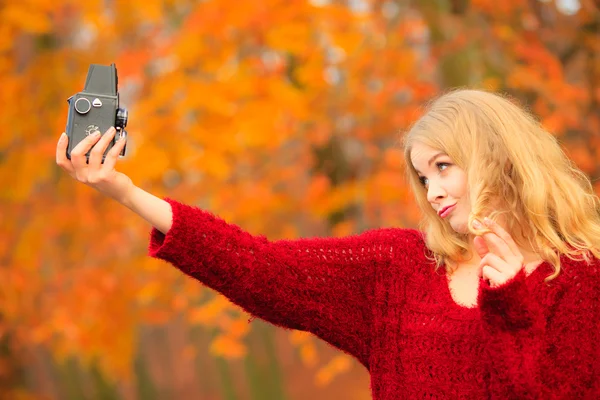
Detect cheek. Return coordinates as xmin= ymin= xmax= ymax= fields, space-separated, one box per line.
xmin=452 ymin=173 xmax=469 ymax=197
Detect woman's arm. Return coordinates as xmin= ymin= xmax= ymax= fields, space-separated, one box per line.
xmin=135 ymin=195 xmax=411 ymax=368
xmin=121 ymin=185 xmax=173 ymax=235
xmin=479 ymin=264 xmax=600 ymax=398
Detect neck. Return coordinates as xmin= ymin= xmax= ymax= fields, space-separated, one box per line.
xmin=450 ymin=242 xmax=544 ymax=274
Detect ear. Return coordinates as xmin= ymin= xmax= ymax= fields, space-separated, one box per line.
xmin=473 ymin=236 xmax=489 ymax=258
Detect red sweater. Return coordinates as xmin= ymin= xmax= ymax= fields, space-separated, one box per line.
xmin=148 ymin=198 xmax=600 ymax=399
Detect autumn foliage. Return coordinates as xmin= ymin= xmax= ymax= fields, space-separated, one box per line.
xmin=1 ymin=0 xmax=599 ymax=399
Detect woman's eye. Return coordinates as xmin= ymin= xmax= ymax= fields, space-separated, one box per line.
xmin=436 ymin=162 xmax=450 ymax=171
xmin=418 ymin=163 xmax=450 ymax=187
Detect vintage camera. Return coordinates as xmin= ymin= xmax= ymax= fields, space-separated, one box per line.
xmin=65 ymin=63 xmax=128 ymax=163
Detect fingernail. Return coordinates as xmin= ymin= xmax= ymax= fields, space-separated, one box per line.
xmin=93 ymin=131 xmax=101 ymax=137
xmin=59 ymin=133 xmax=66 ymax=142
xmin=473 ymin=219 xmax=482 ymax=228
xmin=109 ymin=126 xmax=116 ymax=134
xmin=484 ymin=217 xmax=493 ymax=226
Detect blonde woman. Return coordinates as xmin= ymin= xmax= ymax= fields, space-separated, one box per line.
xmin=57 ymin=89 xmax=599 ymax=399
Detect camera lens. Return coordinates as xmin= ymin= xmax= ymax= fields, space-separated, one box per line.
xmin=116 ymin=108 xmax=128 ymax=128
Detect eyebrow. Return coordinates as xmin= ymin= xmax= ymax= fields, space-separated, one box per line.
xmin=414 ymin=152 xmax=446 ymax=174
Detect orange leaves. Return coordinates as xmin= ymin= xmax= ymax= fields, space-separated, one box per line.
xmin=188 ymin=296 xmax=232 ymax=326
xmin=565 ymin=142 xmax=596 ymax=173
xmin=305 ymin=174 xmax=331 ymax=204
xmin=332 ymin=30 xmax=365 ymax=56
xmin=121 ymin=0 xmax=164 ymax=23
xmin=289 ymin=330 xmax=319 ymax=367
xmin=210 ymin=334 xmax=247 ymax=359
xmin=207 ymin=311 xmax=251 ymax=359
xmin=315 ymin=354 xmax=352 ymax=387
xmin=188 ymin=294 xmax=251 ymax=358
xmin=137 ymin=281 xmax=164 ymax=305
xmin=513 ymin=42 xmax=564 ymax=82
xmin=300 ymin=342 xmax=319 ymax=367
xmin=266 ymin=23 xmax=313 ymax=54
xmin=179 ymin=80 xmax=239 ymax=117
xmin=304 ymin=176 xmax=361 ymax=219
xmin=382 ymin=148 xmax=404 ymax=170
xmin=26 ymin=266 xmax=142 ymax=380
xmin=1 ymin=4 xmax=52 ymax=34
xmin=470 ymin=0 xmax=527 ymax=17
xmin=115 ymin=49 xmax=152 ymax=82
xmin=132 ymin=142 xmax=171 ymax=181
xmin=2 ymin=0 xmax=598 ymax=396
xmin=227 ymin=318 xmax=251 ymax=338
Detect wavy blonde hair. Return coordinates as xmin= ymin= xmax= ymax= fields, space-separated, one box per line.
xmin=401 ymin=88 xmax=600 ymax=281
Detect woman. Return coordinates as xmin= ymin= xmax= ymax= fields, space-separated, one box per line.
xmin=56 ymin=89 xmax=600 ymax=399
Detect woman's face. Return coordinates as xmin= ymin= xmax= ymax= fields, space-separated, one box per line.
xmin=410 ymin=142 xmax=470 ymax=234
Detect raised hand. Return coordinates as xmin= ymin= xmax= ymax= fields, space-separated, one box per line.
xmin=56 ymin=127 xmax=135 ymax=205
xmin=472 ymin=218 xmax=525 ymax=288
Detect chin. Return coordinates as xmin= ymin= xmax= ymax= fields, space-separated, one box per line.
xmin=449 ymin=219 xmax=469 ymax=235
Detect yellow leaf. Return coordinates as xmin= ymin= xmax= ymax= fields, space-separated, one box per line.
xmin=188 ymin=296 xmax=230 ymax=325
xmin=289 ymin=330 xmax=311 ymax=346
xmin=315 ymin=355 xmax=352 ymax=387
xmin=300 ymin=343 xmax=318 ymax=367
xmin=332 ymin=220 xmax=355 ymax=237
xmin=209 ymin=335 xmax=247 ymax=359
xmin=200 ymin=151 xmax=233 ymax=181
xmin=141 ymin=309 xmax=170 ymax=325
xmin=266 ymin=23 xmax=311 ymax=54
xmin=227 ymin=318 xmax=250 ymax=338
xmin=137 ymin=281 xmax=162 ymax=304
xmin=2 ymin=6 xmax=51 ymax=34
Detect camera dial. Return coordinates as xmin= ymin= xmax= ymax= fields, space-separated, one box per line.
xmin=75 ymin=98 xmax=91 ymax=114
xmin=116 ymin=108 xmax=128 ymax=128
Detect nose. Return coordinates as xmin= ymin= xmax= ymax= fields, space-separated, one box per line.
xmin=426 ymin=180 xmax=446 ymax=204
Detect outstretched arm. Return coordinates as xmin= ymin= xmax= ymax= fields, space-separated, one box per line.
xmin=140 ymin=195 xmax=402 ymax=368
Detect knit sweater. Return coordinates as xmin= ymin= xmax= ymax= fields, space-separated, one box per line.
xmin=148 ymin=198 xmax=600 ymax=399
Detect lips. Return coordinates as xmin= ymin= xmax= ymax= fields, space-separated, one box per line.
xmin=438 ymin=204 xmax=456 ymax=217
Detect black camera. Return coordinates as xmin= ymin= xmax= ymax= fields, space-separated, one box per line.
xmin=65 ymin=63 xmax=128 ymax=163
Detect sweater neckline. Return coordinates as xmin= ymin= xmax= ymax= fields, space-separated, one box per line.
xmin=440 ymin=258 xmax=554 ymax=312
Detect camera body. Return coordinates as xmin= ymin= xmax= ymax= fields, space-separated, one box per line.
xmin=65 ymin=63 xmax=128 ymax=163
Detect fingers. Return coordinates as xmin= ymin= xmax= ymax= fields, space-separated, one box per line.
xmin=480 ymin=231 xmax=512 ymax=260
xmin=479 ymin=252 xmax=507 ymax=273
xmin=481 ymin=265 xmax=504 ymax=287
xmin=473 ymin=218 xmax=517 ymax=262
xmin=71 ymin=130 xmax=103 ymax=173
xmin=479 ymin=252 xmax=517 ymax=287
xmin=101 ymin=131 xmax=127 ymax=171
xmin=483 ymin=218 xmax=521 ymax=256
xmin=473 ymin=236 xmax=489 ymax=258
xmin=474 ymin=218 xmax=525 ymax=287
xmin=88 ymin=127 xmax=117 ymax=170
xmin=56 ymin=133 xmax=75 ymax=174
xmin=56 ymin=127 xmax=126 ymax=184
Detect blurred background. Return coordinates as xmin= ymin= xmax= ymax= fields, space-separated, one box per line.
xmin=1 ymin=0 xmax=599 ymax=399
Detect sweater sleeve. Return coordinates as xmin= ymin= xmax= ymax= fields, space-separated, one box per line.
xmin=147 ymin=197 xmax=397 ymax=368
xmin=479 ymin=265 xmax=600 ymax=398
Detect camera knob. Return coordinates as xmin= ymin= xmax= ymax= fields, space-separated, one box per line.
xmin=116 ymin=108 xmax=128 ymax=128
xmin=75 ymin=97 xmax=91 ymax=114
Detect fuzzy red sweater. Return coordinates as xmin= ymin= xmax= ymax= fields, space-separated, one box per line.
xmin=148 ymin=198 xmax=600 ymax=399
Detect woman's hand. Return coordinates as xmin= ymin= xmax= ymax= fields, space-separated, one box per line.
xmin=56 ymin=127 xmax=135 ymax=205
xmin=473 ymin=218 xmax=525 ymax=288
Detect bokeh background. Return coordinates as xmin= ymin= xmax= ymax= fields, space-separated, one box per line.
xmin=1 ymin=0 xmax=599 ymax=399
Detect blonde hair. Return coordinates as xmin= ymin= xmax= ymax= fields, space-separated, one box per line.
xmin=401 ymin=88 xmax=600 ymax=281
